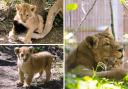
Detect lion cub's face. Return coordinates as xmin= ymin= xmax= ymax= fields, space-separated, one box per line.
xmin=15 ymin=46 xmax=33 ymax=62
xmin=86 ymin=28 xmax=123 ymax=69
xmin=16 ymin=3 xmax=36 ymax=23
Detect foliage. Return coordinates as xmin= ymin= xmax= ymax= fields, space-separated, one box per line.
xmin=46 ymin=0 xmax=54 ymax=4
xmin=119 ymin=0 xmax=126 ymax=4
xmin=65 ymin=73 xmax=128 ymax=89
xmin=66 ymin=3 xmax=78 ymax=11
xmin=0 ymin=45 xmax=63 ymax=60
xmin=3 ymin=0 xmax=22 ymax=4
xmin=123 ymin=74 xmax=128 ymax=82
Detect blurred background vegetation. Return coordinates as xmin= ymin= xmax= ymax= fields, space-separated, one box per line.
xmin=0 ymin=45 xmax=63 ymax=60
xmin=65 ymin=73 xmax=128 ymax=89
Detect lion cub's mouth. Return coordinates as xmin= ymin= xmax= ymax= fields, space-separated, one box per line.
xmin=99 ymin=56 xmax=123 ymax=70
xmin=23 ymin=59 xmax=27 ymax=62
xmin=20 ymin=58 xmax=27 ymax=62
xmin=119 ymin=55 xmax=123 ymax=59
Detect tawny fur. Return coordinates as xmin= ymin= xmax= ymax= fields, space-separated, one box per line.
xmin=66 ymin=28 xmax=123 ymax=72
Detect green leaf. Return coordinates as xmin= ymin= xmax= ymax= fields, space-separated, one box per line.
xmin=66 ymin=3 xmax=78 ymax=11
xmin=123 ymin=74 xmax=128 ymax=81
xmin=119 ymin=0 xmax=126 ymax=4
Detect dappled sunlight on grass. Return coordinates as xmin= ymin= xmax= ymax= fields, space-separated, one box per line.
xmin=65 ymin=73 xmax=128 ymax=89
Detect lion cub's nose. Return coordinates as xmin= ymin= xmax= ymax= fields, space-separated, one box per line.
xmin=118 ymin=48 xmax=123 ymax=52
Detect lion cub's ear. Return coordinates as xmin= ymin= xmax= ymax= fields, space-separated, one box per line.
xmin=30 ymin=5 xmax=36 ymax=12
xmin=86 ymin=36 xmax=99 ymax=49
xmin=104 ymin=27 xmax=114 ymax=37
xmin=14 ymin=47 xmax=20 ymax=54
xmin=28 ymin=46 xmax=34 ymax=53
xmin=15 ymin=4 xmax=21 ymax=11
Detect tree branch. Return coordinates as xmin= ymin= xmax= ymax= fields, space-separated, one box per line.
xmin=74 ymin=0 xmax=98 ymax=34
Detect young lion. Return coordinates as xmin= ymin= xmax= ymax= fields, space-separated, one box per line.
xmin=9 ymin=3 xmax=44 ymax=44
xmin=14 ymin=46 xmax=54 ymax=87
xmin=66 ymin=28 xmax=123 ymax=72
xmin=65 ymin=28 xmax=125 ymax=80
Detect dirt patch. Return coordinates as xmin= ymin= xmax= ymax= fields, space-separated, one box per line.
xmin=0 ymin=46 xmax=63 ymax=89
xmin=32 ymin=27 xmax=63 ymax=44
xmin=0 ymin=60 xmax=63 ymax=89
xmin=0 ymin=20 xmax=63 ymax=44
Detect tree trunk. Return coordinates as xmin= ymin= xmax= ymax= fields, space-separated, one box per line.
xmin=31 ymin=0 xmax=63 ymax=39
xmin=24 ymin=0 xmax=45 ymax=14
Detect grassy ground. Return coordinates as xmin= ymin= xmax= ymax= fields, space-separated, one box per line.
xmin=65 ymin=73 xmax=128 ymax=89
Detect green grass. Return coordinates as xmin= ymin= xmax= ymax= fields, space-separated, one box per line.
xmin=65 ymin=73 xmax=128 ymax=89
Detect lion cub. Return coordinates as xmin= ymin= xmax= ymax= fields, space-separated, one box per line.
xmin=14 ymin=46 xmax=54 ymax=87
xmin=9 ymin=3 xmax=44 ymax=44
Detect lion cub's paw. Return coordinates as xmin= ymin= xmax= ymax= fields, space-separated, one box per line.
xmin=23 ymin=83 xmax=30 ymax=88
xmin=16 ymin=81 xmax=23 ymax=87
xmin=8 ymin=34 xmax=18 ymax=44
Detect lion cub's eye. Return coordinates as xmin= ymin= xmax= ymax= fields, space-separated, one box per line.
xmin=104 ymin=42 xmax=110 ymax=46
xmin=105 ymin=43 xmax=109 ymax=45
xmin=20 ymin=13 xmax=23 ymax=16
xmin=26 ymin=14 xmax=29 ymax=17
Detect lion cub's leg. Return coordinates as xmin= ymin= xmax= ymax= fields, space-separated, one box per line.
xmin=35 ymin=71 xmax=43 ymax=80
xmin=45 ymin=64 xmax=52 ymax=83
xmin=35 ymin=15 xmax=44 ymax=34
xmin=24 ymin=29 xmax=34 ymax=44
xmin=17 ymin=69 xmax=24 ymax=87
xmin=24 ymin=74 xmax=34 ymax=87
xmin=45 ymin=69 xmax=51 ymax=83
